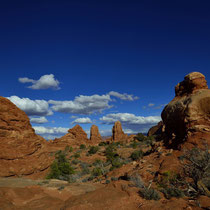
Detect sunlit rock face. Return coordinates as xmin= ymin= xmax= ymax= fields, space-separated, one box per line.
xmin=112 ymin=121 xmax=128 ymax=142
xmin=0 ymin=96 xmax=52 ymax=177
xmin=161 ymin=72 xmax=210 ymax=148
xmin=90 ymin=125 xmax=102 ymax=142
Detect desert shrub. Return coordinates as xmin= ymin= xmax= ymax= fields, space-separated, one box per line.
xmin=110 ymin=157 xmax=124 ymax=170
xmin=161 ymin=187 xmax=184 ymax=199
xmin=74 ymin=152 xmax=80 ymax=159
xmin=134 ymin=133 xmax=147 ymax=141
xmin=68 ymin=173 xmax=83 ymax=183
xmin=88 ymin=146 xmax=99 ymax=155
xmin=105 ymin=144 xmax=118 ymax=161
xmin=130 ymin=150 xmax=144 ymax=161
xmin=80 ymin=144 xmax=86 ymax=149
xmin=92 ymin=167 xmax=104 ymax=177
xmin=106 ymin=179 xmax=111 ymax=184
xmin=129 ymin=175 xmax=144 ymax=188
xmin=130 ymin=141 xmax=138 ymax=149
xmin=46 ymin=152 xmax=75 ymax=180
xmin=139 ymin=187 xmax=160 ymax=200
xmin=93 ymin=159 xmax=103 ymax=167
xmin=134 ymin=133 xmax=155 ymax=146
xmin=82 ymin=177 xmax=89 ymax=182
xmin=111 ymin=177 xmax=118 ymax=181
xmin=129 ymin=174 xmax=160 ymax=200
xmin=71 ymin=159 xmax=79 ymax=165
xmin=58 ymin=185 xmax=65 ymax=191
xmin=99 ymin=142 xmax=108 ymax=146
xmin=183 ymin=147 xmax=210 ymax=196
xmin=80 ymin=162 xmax=90 ymax=175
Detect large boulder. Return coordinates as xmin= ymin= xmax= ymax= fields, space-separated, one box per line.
xmin=90 ymin=125 xmax=102 ymax=142
xmin=112 ymin=121 xmax=128 ymax=142
xmin=0 ymin=96 xmax=52 ymax=178
xmin=161 ymin=72 xmax=210 ymax=148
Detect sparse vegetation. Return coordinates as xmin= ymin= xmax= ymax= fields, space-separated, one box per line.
xmin=88 ymin=146 xmax=99 ymax=155
xmin=183 ymin=147 xmax=210 ymax=197
xmin=129 ymin=174 xmax=160 ymax=200
xmin=130 ymin=150 xmax=144 ymax=160
xmin=80 ymin=144 xmax=86 ymax=149
xmin=46 ymin=151 xmax=75 ymax=180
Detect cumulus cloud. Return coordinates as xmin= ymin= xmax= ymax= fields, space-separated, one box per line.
xmin=33 ymin=126 xmax=69 ymax=140
xmin=108 ymin=91 xmax=139 ymax=101
xmin=18 ymin=74 xmax=60 ymax=90
xmin=7 ymin=96 xmax=53 ymax=116
xmin=49 ymin=94 xmax=112 ymax=115
xmin=33 ymin=126 xmax=68 ymax=134
xmin=30 ymin=117 xmax=48 ymax=124
xmin=100 ymin=113 xmax=161 ymax=133
xmin=72 ymin=117 xmax=92 ymax=124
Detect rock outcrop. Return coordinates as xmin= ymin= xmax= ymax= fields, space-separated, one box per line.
xmin=0 ymin=96 xmax=52 ymax=178
xmin=161 ymin=72 xmax=210 ymax=148
xmin=90 ymin=125 xmax=102 ymax=142
xmin=53 ymin=124 xmax=89 ymax=147
xmin=147 ymin=121 xmax=163 ymax=137
xmin=112 ymin=121 xmax=128 ymax=142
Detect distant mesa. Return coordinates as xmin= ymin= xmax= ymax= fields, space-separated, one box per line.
xmin=90 ymin=125 xmax=102 ymax=142
xmin=161 ymin=71 xmax=210 ymax=149
xmin=112 ymin=121 xmax=128 ymax=142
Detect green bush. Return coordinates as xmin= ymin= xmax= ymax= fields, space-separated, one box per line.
xmin=46 ymin=152 xmax=75 ymax=180
xmin=161 ymin=187 xmax=184 ymax=199
xmin=99 ymin=142 xmax=108 ymax=146
xmin=92 ymin=167 xmax=103 ymax=177
xmin=130 ymin=150 xmax=144 ymax=161
xmin=80 ymin=144 xmax=86 ymax=149
xmin=183 ymin=148 xmax=210 ymax=197
xmin=74 ymin=152 xmax=80 ymax=159
xmin=139 ymin=187 xmax=160 ymax=200
xmin=130 ymin=141 xmax=138 ymax=149
xmin=134 ymin=133 xmax=147 ymax=141
xmin=88 ymin=146 xmax=99 ymax=155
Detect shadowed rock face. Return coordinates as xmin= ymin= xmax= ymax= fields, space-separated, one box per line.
xmin=90 ymin=125 xmax=102 ymax=142
xmin=147 ymin=121 xmax=163 ymax=137
xmin=112 ymin=121 xmax=128 ymax=142
xmin=0 ymin=96 xmax=52 ymax=178
xmin=161 ymin=72 xmax=210 ymax=148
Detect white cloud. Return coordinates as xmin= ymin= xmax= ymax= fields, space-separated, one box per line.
xmin=33 ymin=126 xmax=68 ymax=134
xmin=33 ymin=126 xmax=69 ymax=140
xmin=72 ymin=117 xmax=92 ymax=124
xmin=100 ymin=113 xmax=161 ymax=133
xmin=18 ymin=74 xmax=60 ymax=90
xmin=49 ymin=94 xmax=112 ymax=115
xmin=108 ymin=91 xmax=139 ymax=101
xmin=30 ymin=116 xmax=48 ymax=124
xmin=7 ymin=96 xmax=53 ymax=116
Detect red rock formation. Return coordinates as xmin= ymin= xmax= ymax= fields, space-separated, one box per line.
xmin=161 ymin=72 xmax=210 ymax=148
xmin=112 ymin=121 xmax=128 ymax=142
xmin=53 ymin=124 xmax=89 ymax=147
xmin=147 ymin=121 xmax=163 ymax=137
xmin=0 ymin=96 xmax=52 ymax=178
xmin=90 ymin=125 xmax=102 ymax=142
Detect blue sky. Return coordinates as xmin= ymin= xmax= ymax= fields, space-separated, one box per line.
xmin=1 ymin=0 xmax=210 ymax=139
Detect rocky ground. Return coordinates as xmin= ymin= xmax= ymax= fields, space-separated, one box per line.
xmin=0 ymin=72 xmax=209 ymax=209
